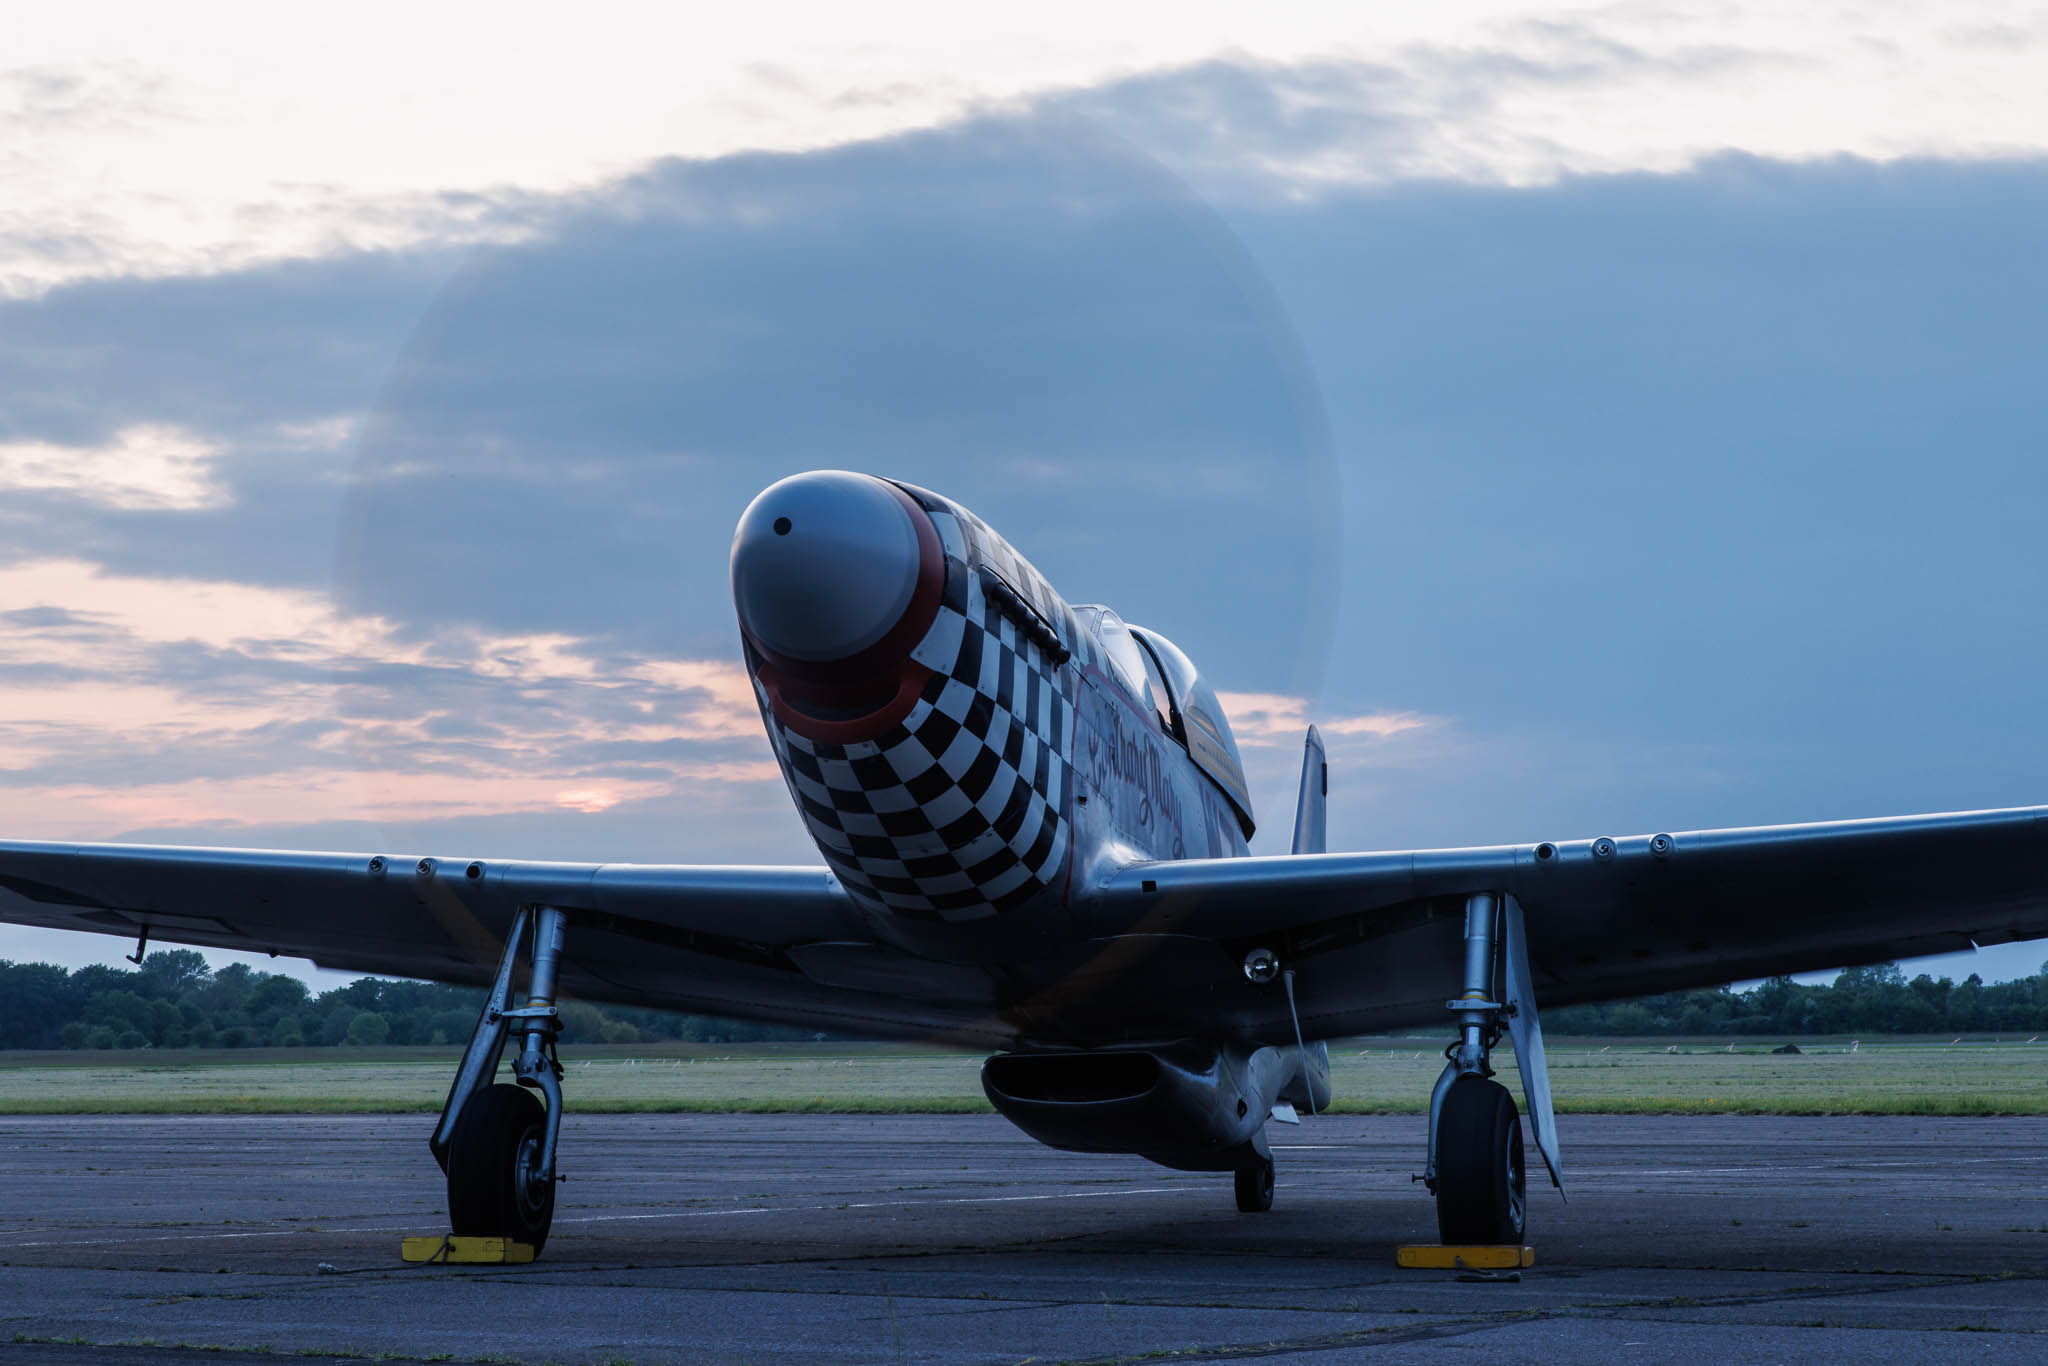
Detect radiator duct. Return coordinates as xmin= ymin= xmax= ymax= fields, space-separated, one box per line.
xmin=981 ymin=1040 xmax=1330 ymax=1172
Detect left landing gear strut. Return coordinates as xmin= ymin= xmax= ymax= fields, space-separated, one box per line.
xmin=431 ymin=904 xmax=568 ymax=1253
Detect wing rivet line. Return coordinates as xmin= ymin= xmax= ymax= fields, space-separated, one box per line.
xmin=1649 ymin=834 xmax=1674 ymax=858
xmin=1591 ymin=838 xmax=1616 ymax=860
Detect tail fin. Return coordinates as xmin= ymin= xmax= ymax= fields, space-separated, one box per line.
xmin=1290 ymin=724 xmax=1326 ymax=856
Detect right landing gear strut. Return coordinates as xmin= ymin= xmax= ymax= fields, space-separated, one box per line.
xmin=431 ymin=904 xmax=569 ymax=1253
xmin=1423 ymin=892 xmax=1561 ymax=1244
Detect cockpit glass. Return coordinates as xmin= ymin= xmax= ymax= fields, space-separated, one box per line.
xmin=1125 ymin=624 xmax=1255 ymax=837
xmin=1132 ymin=637 xmax=1178 ymax=738
xmin=1073 ymin=605 xmax=1170 ymax=733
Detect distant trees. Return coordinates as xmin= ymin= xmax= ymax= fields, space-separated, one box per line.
xmin=0 ymin=949 xmax=822 ymax=1050
xmin=345 ymin=1011 xmax=390 ymax=1046
xmin=2 ymin=950 xmax=2042 ymax=1049
xmin=1543 ymin=961 xmax=2048 ymax=1036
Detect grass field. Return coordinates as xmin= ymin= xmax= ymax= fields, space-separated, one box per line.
xmin=0 ymin=1037 xmax=2042 ymax=1116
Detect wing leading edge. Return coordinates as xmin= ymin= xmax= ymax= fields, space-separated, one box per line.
xmin=1085 ymin=805 xmax=2048 ymax=1035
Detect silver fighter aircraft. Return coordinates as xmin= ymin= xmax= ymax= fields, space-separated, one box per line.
xmin=5 ymin=469 xmax=2046 ymax=1253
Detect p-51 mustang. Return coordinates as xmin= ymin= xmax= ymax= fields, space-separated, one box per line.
xmin=5 ymin=469 xmax=2047 ymax=1253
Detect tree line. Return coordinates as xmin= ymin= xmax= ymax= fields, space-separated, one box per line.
xmin=1544 ymin=961 xmax=2048 ymax=1036
xmin=1 ymin=952 xmax=2044 ymax=1051
xmin=0 ymin=950 xmax=815 ymax=1051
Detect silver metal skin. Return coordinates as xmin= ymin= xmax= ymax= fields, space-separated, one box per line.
xmin=731 ymin=470 xmax=923 ymax=662
xmin=982 ymin=1039 xmax=1327 ymax=1167
xmin=511 ymin=906 xmax=567 ymax=1186
xmin=430 ymin=905 xmax=530 ymax=1170
xmin=1423 ymin=891 xmax=1504 ymax=1193
xmin=1289 ymin=725 xmax=1326 ymax=856
xmin=429 ymin=905 xmax=566 ymax=1193
xmin=1501 ymin=895 xmax=1563 ymax=1191
xmin=1280 ymin=969 xmax=1317 ymax=1117
xmin=1422 ymin=890 xmax=1562 ymax=1197
xmin=1453 ymin=891 xmax=1500 ymax=1076
xmin=1422 ymin=1061 xmax=1460 ymax=1193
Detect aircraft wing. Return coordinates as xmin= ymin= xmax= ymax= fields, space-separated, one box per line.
xmin=11 ymin=807 xmax=2047 ymax=1049
xmin=0 ymin=839 xmax=1007 ymax=1043
xmin=1085 ymin=806 xmax=2048 ymax=1037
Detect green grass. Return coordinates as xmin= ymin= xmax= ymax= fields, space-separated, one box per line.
xmin=0 ymin=1037 xmax=2040 ymax=1115
xmin=0 ymin=1041 xmax=987 ymax=1114
xmin=1331 ymin=1038 xmax=2048 ymax=1116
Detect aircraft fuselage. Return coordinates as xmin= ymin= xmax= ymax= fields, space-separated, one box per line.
xmin=730 ymin=471 xmax=1254 ymax=965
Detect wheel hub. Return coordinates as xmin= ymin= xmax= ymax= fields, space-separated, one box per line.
xmin=514 ymin=1129 xmax=549 ymax=1220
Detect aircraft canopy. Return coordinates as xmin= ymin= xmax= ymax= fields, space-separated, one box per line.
xmin=1129 ymin=625 xmax=1256 ymax=840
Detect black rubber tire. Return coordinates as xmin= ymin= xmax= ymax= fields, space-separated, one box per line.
xmin=446 ymin=1083 xmax=555 ymax=1253
xmin=1434 ymin=1076 xmax=1525 ymax=1245
xmin=1233 ymin=1154 xmax=1275 ymax=1213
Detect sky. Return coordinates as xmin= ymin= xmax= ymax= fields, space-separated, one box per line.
xmin=4 ymin=3 xmax=2048 ymax=990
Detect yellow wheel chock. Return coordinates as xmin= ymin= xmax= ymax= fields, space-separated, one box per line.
xmin=1395 ymin=1244 xmax=1533 ymax=1270
xmin=401 ymin=1235 xmax=536 ymax=1265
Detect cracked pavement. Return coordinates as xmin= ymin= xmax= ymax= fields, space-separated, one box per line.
xmin=1 ymin=1113 xmax=2045 ymax=1362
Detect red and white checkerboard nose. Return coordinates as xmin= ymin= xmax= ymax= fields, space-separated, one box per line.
xmin=740 ymin=479 xmax=1080 ymax=928
xmin=732 ymin=471 xmax=925 ymax=663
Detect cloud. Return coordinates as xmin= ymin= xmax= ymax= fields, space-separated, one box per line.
xmin=1017 ymin=27 xmax=2000 ymax=206
xmin=319 ymin=116 xmax=1343 ymax=690
xmin=10 ymin=11 xmax=2048 ymax=295
xmin=0 ymin=253 xmax=447 ymax=601
xmin=0 ymin=556 xmax=772 ymax=842
xmin=6 ymin=95 xmax=2047 ymax=787
xmin=0 ymin=424 xmax=224 ymax=509
xmin=2 ymin=111 xmax=1347 ymax=693
xmin=272 ymin=416 xmax=360 ymax=452
xmin=7 ymin=89 xmax=2047 ymax=720
xmin=1215 ymin=692 xmax=1434 ymax=746
xmin=2 ymin=62 xmax=2047 ymax=982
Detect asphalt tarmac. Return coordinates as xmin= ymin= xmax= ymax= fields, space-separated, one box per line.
xmin=1 ymin=1112 xmax=2045 ymax=1364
